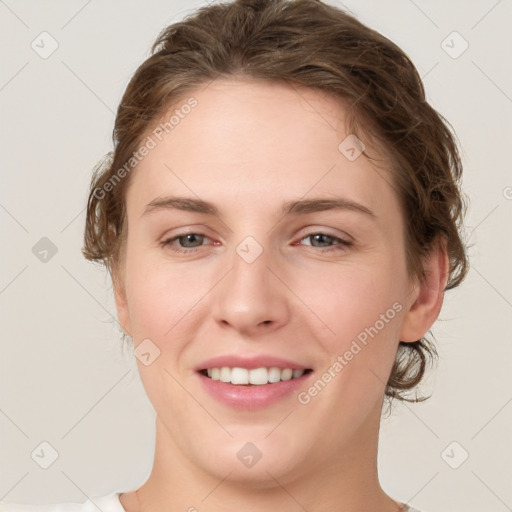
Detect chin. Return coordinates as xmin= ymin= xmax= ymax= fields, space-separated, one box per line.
xmin=192 ymin=439 xmax=309 ymax=489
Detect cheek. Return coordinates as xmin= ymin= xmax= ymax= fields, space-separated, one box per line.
xmin=310 ymin=261 xmax=405 ymax=338
xmin=303 ymin=256 xmax=408 ymax=387
xmin=123 ymin=253 xmax=203 ymax=341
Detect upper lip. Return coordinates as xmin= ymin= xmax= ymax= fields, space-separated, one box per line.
xmin=195 ymin=355 xmax=312 ymax=371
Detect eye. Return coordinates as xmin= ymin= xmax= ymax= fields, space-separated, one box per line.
xmin=160 ymin=232 xmax=213 ymax=253
xmin=298 ymin=232 xmax=352 ymax=252
xmin=160 ymin=230 xmax=352 ymax=254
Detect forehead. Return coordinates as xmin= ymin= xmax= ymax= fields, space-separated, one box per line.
xmin=126 ymin=77 xmax=397 ymax=219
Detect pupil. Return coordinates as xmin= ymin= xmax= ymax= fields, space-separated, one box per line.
xmin=182 ymin=234 xmax=201 ymax=247
xmin=313 ymin=234 xmax=330 ymax=247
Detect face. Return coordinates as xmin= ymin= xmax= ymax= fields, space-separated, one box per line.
xmin=114 ymin=78 xmax=439 ymax=486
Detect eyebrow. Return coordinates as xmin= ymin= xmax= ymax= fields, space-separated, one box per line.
xmin=142 ymin=195 xmax=376 ymax=218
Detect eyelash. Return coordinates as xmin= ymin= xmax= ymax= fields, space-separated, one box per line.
xmin=160 ymin=231 xmax=353 ymax=254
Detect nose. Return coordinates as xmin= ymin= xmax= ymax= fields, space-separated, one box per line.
xmin=211 ymin=242 xmax=291 ymax=336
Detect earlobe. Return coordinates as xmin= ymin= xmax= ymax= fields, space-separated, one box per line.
xmin=113 ymin=275 xmax=132 ymax=337
xmin=399 ymin=236 xmax=449 ymax=343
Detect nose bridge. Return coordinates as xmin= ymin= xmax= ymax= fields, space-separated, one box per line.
xmin=212 ymin=235 xmax=289 ymax=333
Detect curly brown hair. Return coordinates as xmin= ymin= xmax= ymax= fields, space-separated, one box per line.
xmin=82 ymin=0 xmax=469 ymax=402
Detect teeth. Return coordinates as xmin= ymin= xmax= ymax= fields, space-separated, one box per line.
xmin=231 ymin=367 xmax=249 ymax=385
xmin=250 ymin=367 xmax=270 ymax=384
xmin=204 ymin=366 xmax=306 ymax=385
xmin=292 ymin=369 xmax=304 ymax=379
xmin=281 ymin=368 xmax=293 ymax=381
xmin=268 ymin=367 xmax=281 ymax=383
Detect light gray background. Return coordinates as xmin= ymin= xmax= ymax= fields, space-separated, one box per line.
xmin=1 ymin=1 xmax=511 ymax=511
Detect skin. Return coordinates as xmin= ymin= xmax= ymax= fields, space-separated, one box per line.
xmin=114 ymin=77 xmax=448 ymax=512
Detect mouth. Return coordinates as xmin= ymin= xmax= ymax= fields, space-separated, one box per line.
xmin=194 ymin=355 xmax=315 ymax=408
xmin=198 ymin=367 xmax=314 ymax=386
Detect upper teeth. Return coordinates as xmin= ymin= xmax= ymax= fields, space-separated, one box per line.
xmin=206 ymin=367 xmax=306 ymax=385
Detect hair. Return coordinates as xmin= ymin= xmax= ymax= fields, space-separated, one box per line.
xmin=82 ymin=0 xmax=469 ymax=402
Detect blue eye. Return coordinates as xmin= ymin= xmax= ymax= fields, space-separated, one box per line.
xmin=161 ymin=231 xmax=352 ymax=254
xmin=299 ymin=232 xmax=352 ymax=252
xmin=161 ymin=233 xmax=211 ymax=253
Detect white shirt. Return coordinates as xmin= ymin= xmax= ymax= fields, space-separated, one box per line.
xmin=0 ymin=492 xmax=126 ymax=512
xmin=0 ymin=492 xmax=423 ymax=511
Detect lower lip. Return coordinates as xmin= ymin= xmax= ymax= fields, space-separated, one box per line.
xmin=196 ymin=371 xmax=313 ymax=409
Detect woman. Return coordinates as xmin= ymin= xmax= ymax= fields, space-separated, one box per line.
xmin=1 ymin=0 xmax=468 ymax=510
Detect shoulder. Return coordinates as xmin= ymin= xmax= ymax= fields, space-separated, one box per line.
xmin=0 ymin=493 xmax=124 ymax=512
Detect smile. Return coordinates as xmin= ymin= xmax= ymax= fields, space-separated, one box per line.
xmin=199 ymin=366 xmax=313 ymax=385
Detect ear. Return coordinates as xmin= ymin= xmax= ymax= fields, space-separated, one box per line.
xmin=113 ymin=272 xmax=132 ymax=337
xmin=400 ymin=236 xmax=450 ymax=342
